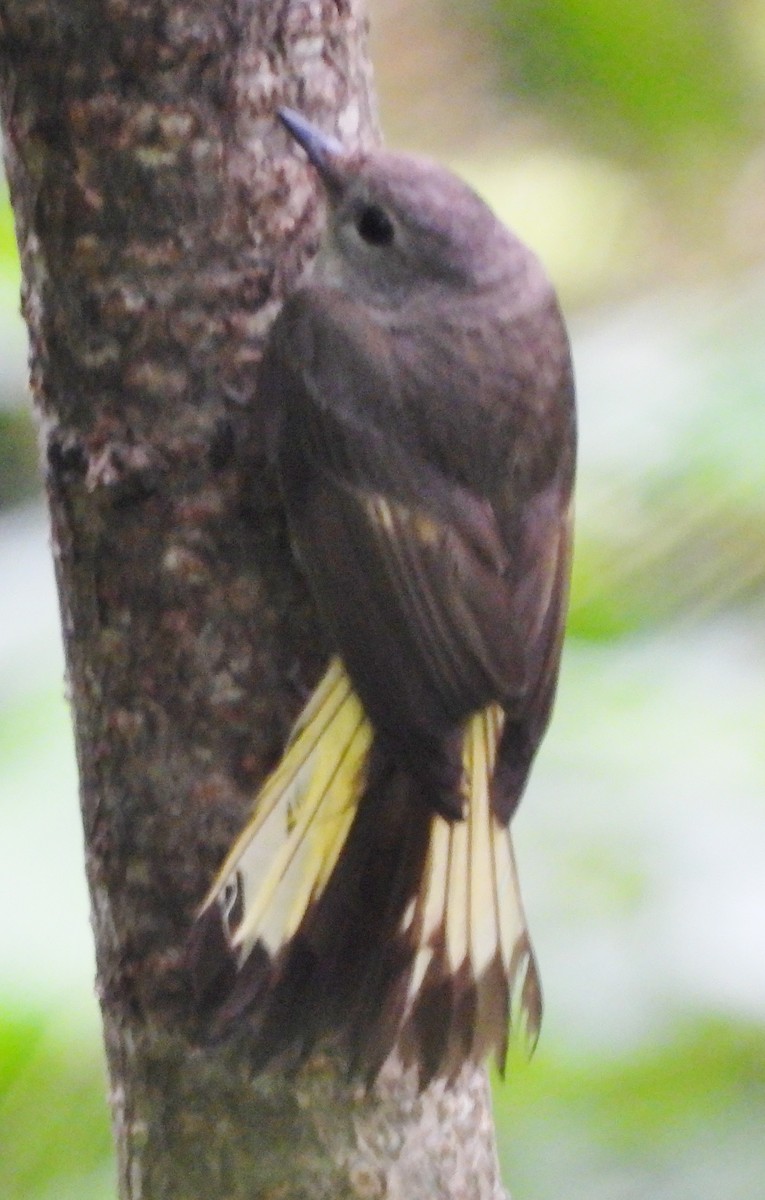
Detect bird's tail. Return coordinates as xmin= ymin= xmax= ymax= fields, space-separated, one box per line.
xmin=188 ymin=657 xmax=541 ymax=1084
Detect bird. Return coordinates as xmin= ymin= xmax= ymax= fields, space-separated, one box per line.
xmin=188 ymin=108 xmax=576 ymax=1086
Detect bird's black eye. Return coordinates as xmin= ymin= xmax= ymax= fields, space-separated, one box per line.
xmin=356 ymin=204 xmax=395 ymax=247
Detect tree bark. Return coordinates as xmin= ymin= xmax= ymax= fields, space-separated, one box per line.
xmin=0 ymin=1 xmax=508 ymax=1196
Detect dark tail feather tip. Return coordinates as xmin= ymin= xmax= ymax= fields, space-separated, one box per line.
xmin=185 ymin=904 xmax=238 ymax=1013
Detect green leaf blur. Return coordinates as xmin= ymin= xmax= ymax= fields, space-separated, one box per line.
xmin=483 ymin=0 xmax=753 ymax=155
xmin=495 ymin=1022 xmax=765 ymax=1198
xmin=0 ymin=1012 xmax=113 ymax=1200
xmin=0 ymin=190 xmax=19 ymax=273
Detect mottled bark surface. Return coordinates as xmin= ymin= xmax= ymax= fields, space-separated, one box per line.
xmin=0 ymin=1 xmax=508 ymax=1196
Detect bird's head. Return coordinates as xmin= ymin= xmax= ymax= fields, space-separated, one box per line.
xmin=278 ymin=108 xmax=532 ymax=307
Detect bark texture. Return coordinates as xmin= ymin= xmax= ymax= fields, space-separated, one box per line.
xmin=0 ymin=1 xmax=509 ymax=1196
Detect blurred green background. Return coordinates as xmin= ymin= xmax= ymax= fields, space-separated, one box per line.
xmin=2 ymin=1 xmax=764 ymax=1196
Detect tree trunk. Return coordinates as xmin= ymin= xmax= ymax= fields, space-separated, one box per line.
xmin=0 ymin=1 xmax=508 ymax=1196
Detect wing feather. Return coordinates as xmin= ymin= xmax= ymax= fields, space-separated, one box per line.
xmin=265 ymin=286 xmax=572 ymax=764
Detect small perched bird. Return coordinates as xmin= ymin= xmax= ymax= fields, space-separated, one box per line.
xmin=189 ymin=109 xmax=576 ymax=1085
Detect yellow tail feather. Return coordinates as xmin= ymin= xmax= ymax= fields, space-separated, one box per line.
xmin=196 ymin=657 xmax=540 ymax=1079
xmin=204 ymin=659 xmax=372 ymax=958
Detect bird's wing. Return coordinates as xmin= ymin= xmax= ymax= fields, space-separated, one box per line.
xmin=290 ymin=414 xmax=522 ymax=724
xmin=262 ymin=288 xmax=570 ymax=740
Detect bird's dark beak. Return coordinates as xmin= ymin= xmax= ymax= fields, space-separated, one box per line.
xmin=277 ymin=108 xmax=346 ymax=193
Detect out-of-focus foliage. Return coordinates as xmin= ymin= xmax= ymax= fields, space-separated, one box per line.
xmin=497 ymin=1021 xmax=765 ymax=1198
xmin=568 ymin=279 xmax=765 ymax=637
xmin=1 ymin=186 xmax=35 ymax=507
xmin=483 ymin=0 xmax=758 ymax=157
xmin=0 ymin=408 xmax=38 ymax=507
xmin=2 ymin=1 xmax=765 ymax=1198
xmin=0 ymin=185 xmax=17 ymax=264
xmin=0 ymin=1011 xmax=112 ymax=1200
